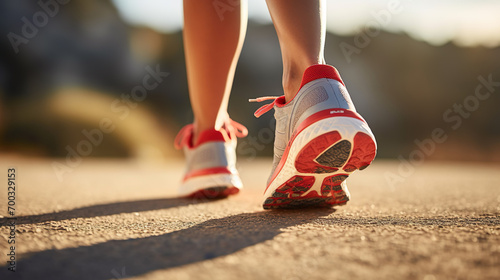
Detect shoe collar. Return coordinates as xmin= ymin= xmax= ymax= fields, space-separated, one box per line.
xmin=251 ymin=65 xmax=344 ymax=118
xmin=174 ymin=119 xmax=248 ymax=149
xmin=299 ymin=64 xmax=345 ymax=91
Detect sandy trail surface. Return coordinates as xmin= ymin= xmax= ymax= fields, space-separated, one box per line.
xmin=0 ymin=158 xmax=499 ymax=280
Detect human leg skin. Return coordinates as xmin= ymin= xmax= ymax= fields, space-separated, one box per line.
xmin=183 ymin=0 xmax=248 ymax=143
xmin=265 ymin=0 xmax=326 ymax=101
xmin=175 ymin=1 xmax=248 ymax=198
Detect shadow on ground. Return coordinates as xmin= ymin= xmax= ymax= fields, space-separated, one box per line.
xmin=0 ymin=197 xmax=215 ymax=226
xmin=0 ymin=205 xmax=335 ymax=280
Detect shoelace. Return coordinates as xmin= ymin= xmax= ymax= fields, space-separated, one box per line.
xmin=174 ymin=124 xmax=194 ymax=149
xmin=227 ymin=119 xmax=248 ymax=138
xmin=249 ymin=96 xmax=282 ymax=118
xmin=174 ymin=119 xmax=248 ymax=149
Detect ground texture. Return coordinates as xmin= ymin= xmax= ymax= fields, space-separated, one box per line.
xmin=0 ymin=158 xmax=499 ymax=280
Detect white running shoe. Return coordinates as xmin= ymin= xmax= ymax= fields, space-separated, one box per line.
xmin=251 ymin=64 xmax=377 ymax=209
xmin=174 ymin=119 xmax=248 ymax=199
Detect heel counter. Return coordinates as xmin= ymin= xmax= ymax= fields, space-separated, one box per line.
xmin=326 ymin=79 xmax=356 ymax=112
xmin=186 ymin=141 xmax=229 ymax=172
xmin=290 ymin=78 xmax=355 ymax=133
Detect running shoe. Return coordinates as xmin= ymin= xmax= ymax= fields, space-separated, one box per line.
xmin=251 ymin=64 xmax=377 ymax=209
xmin=174 ymin=119 xmax=248 ymax=199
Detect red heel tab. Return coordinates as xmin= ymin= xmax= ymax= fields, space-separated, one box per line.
xmin=299 ymin=64 xmax=345 ymax=90
xmin=194 ymin=129 xmax=228 ymax=147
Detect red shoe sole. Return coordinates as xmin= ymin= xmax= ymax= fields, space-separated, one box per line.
xmin=187 ymin=186 xmax=240 ymax=200
xmin=263 ymin=131 xmax=376 ymax=209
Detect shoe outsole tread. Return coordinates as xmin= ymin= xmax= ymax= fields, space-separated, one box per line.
xmin=263 ymin=131 xmax=376 ymax=209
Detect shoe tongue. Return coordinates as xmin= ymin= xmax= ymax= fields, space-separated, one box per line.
xmin=194 ymin=128 xmax=230 ymax=147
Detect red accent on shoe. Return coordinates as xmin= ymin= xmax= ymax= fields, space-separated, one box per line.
xmin=183 ymin=167 xmax=233 ymax=182
xmin=295 ymin=131 xmax=342 ymax=173
xmin=299 ymin=64 xmax=345 ymax=90
xmin=194 ymin=129 xmax=228 ymax=147
xmin=174 ymin=124 xmax=194 ymax=149
xmin=188 ymin=186 xmax=240 ymax=199
xmin=174 ymin=119 xmax=248 ymax=149
xmin=343 ymin=132 xmax=377 ymax=172
xmin=264 ymin=109 xmax=365 ymax=193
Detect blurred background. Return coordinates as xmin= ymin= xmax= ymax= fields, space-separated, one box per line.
xmin=0 ymin=0 xmax=499 ymax=162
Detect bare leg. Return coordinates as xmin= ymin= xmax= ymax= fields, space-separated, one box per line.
xmin=183 ymin=0 xmax=247 ymax=143
xmin=265 ymin=0 xmax=326 ymax=101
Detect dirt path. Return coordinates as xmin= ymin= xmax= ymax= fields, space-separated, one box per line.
xmin=0 ymin=158 xmax=499 ymax=280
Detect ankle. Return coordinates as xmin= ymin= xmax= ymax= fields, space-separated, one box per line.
xmin=282 ymin=71 xmax=302 ymax=102
xmin=193 ymin=114 xmax=229 ymax=145
xmin=282 ymin=60 xmax=325 ymax=102
xmin=192 ymin=122 xmax=211 ymax=146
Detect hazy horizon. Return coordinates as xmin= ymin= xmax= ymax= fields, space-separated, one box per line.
xmin=113 ymin=0 xmax=500 ymax=48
